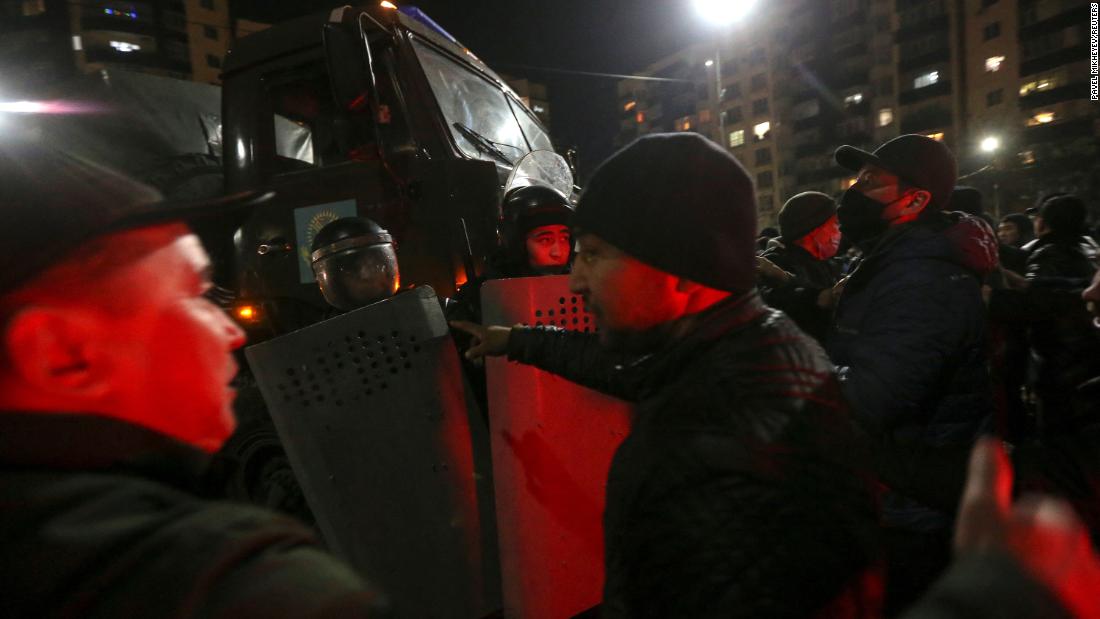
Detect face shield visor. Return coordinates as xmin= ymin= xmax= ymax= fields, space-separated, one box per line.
xmin=311 ymin=234 xmax=399 ymax=311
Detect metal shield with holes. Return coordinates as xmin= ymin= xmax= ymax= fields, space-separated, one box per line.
xmin=245 ymin=286 xmax=499 ymax=619
xmin=481 ymin=276 xmax=633 ymax=619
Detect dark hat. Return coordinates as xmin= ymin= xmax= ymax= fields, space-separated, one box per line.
xmin=0 ymin=134 xmax=272 ymax=296
xmin=1038 ymin=194 xmax=1087 ymax=236
xmin=949 ymin=186 xmax=984 ymax=216
xmin=573 ymin=132 xmax=756 ymax=292
xmin=778 ymin=192 xmax=836 ymax=242
xmin=835 ymin=134 xmax=957 ymax=211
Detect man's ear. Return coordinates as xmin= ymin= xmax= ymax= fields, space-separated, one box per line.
xmin=907 ymin=189 xmax=932 ymax=213
xmin=2 ymin=307 xmax=112 ymax=399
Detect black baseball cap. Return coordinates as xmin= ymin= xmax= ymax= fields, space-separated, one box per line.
xmin=0 ymin=134 xmax=272 ymax=296
xmin=835 ymin=134 xmax=957 ymax=211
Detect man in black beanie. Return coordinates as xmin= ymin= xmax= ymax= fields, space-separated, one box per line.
xmin=830 ymin=134 xmax=999 ymax=612
xmin=453 ymin=133 xmax=881 ymax=618
xmin=757 ymin=191 xmax=843 ymax=342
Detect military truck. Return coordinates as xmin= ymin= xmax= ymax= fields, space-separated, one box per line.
xmin=32 ymin=2 xmax=568 ymax=338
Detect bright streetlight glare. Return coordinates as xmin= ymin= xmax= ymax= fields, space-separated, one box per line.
xmin=692 ymin=0 xmax=756 ymax=25
xmin=704 ymin=59 xmax=715 ymax=67
xmin=0 ymin=101 xmax=47 ymax=114
xmin=980 ymin=136 xmax=1001 ymax=153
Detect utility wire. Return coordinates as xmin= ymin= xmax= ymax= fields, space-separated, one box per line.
xmin=489 ymin=62 xmax=692 ymax=83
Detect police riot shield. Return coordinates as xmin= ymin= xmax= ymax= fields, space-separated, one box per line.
xmin=245 ymin=287 xmax=499 ymax=618
xmin=481 ymin=276 xmax=633 ymax=619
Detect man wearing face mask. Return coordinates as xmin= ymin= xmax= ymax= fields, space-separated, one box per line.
xmin=756 ymin=191 xmax=843 ymax=343
xmin=828 ymin=134 xmax=1000 ymax=612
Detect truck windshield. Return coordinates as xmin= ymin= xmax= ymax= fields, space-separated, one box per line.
xmin=412 ymin=38 xmax=548 ymax=163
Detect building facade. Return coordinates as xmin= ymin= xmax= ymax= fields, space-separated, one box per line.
xmin=0 ymin=0 xmax=247 ymax=92
xmin=618 ymin=0 xmax=1098 ymax=225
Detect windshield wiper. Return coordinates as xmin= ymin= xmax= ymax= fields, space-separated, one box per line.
xmin=452 ymin=122 xmax=521 ymax=165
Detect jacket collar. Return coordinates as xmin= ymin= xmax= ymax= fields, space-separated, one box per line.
xmin=0 ymin=412 xmax=211 ymax=492
xmin=625 ymin=290 xmax=769 ymax=397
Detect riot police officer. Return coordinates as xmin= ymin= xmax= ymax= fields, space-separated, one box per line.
xmin=311 ymin=216 xmax=400 ymax=311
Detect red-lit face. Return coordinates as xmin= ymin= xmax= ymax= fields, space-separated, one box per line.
xmin=525 ymin=224 xmax=571 ymax=270
xmin=569 ymin=233 xmax=688 ymax=350
xmin=852 ymin=164 xmax=927 ymax=224
xmin=1084 ymin=269 xmax=1100 ymax=330
xmin=101 ymin=233 xmax=246 ymax=452
xmin=799 ymin=214 xmax=842 ymax=259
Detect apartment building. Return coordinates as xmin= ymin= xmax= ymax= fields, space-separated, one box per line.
xmin=0 ymin=0 xmax=245 ymax=92
xmin=618 ymin=0 xmax=1098 ymax=224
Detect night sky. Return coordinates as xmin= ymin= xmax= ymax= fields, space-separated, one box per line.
xmin=234 ymin=1 xmax=703 ymax=180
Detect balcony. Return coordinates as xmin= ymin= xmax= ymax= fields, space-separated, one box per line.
xmin=83 ymin=48 xmax=191 ymax=74
xmin=1021 ymin=117 xmax=1094 ymax=145
xmin=899 ymin=80 xmax=952 ymax=105
xmin=1019 ymin=83 xmax=1088 ymax=110
xmin=1020 ymin=46 xmax=1089 ymax=77
xmin=899 ymin=106 xmax=952 ymax=133
xmin=898 ymin=48 xmax=950 ymax=74
xmin=895 ymin=14 xmax=949 ymax=43
xmin=1019 ymin=9 xmax=1082 ymax=41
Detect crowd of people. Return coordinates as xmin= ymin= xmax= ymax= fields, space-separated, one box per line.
xmin=2 ymin=127 xmax=1099 ymax=618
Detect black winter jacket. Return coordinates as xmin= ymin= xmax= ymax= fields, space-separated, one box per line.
xmin=0 ymin=413 xmax=387 ymax=619
xmin=759 ymin=240 xmax=842 ymax=342
xmin=827 ymin=213 xmax=997 ymax=530
xmin=507 ymin=293 xmax=881 ymax=618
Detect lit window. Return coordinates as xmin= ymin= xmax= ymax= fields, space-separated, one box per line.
xmin=753 ymin=121 xmax=771 ymax=141
xmin=925 ymin=132 xmax=944 ymax=142
xmin=635 ymin=111 xmax=645 ymax=124
xmin=676 ymin=117 xmax=693 ymax=131
xmin=109 ymin=40 xmax=141 ymax=53
xmin=532 ymin=105 xmax=545 ymax=113
xmin=1019 ymin=79 xmax=1056 ymax=96
xmin=71 ymin=35 xmax=82 ymax=51
xmin=914 ymin=71 xmax=939 ymax=89
xmin=1019 ymin=150 xmax=1036 ymax=166
xmin=728 ymin=129 xmax=745 ymax=148
xmin=624 ymin=100 xmax=636 ymax=112
xmin=844 ymin=93 xmax=864 ymax=106
xmin=985 ymin=55 xmax=1005 ymax=72
xmin=878 ymin=108 xmax=894 ymax=127
xmin=698 ymin=109 xmax=712 ymax=123
xmin=1027 ymin=112 xmax=1055 ymax=126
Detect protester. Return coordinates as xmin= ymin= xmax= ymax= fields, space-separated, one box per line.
xmin=0 ymin=137 xmax=387 ymax=618
xmin=902 ymin=438 xmax=1100 ymax=619
xmin=998 ymin=213 xmax=1035 ymax=249
xmin=756 ymin=191 xmax=842 ymax=342
xmin=828 ymin=134 xmax=998 ymax=611
xmin=454 ymin=133 xmax=882 ymax=618
xmin=1003 ymin=195 xmax=1100 ymax=436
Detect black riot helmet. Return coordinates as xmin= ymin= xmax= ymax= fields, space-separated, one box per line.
xmin=311 ymin=217 xmax=399 ymax=311
xmin=499 ymin=182 xmax=574 ymax=275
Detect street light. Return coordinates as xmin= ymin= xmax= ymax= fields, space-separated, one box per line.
xmin=693 ymin=0 xmax=757 ymax=144
xmin=692 ymin=0 xmax=756 ymax=25
xmin=980 ymin=136 xmax=1001 ymax=153
xmin=979 ymin=135 xmax=1003 ymax=217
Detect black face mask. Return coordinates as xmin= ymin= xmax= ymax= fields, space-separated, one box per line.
xmin=838 ymin=188 xmax=894 ymax=245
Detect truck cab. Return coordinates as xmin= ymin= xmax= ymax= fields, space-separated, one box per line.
xmin=221 ymin=3 xmax=560 ymax=336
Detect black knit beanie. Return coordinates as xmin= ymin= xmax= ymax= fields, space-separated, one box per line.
xmin=573 ymin=133 xmax=757 ymax=292
xmin=778 ymin=192 xmax=836 ymax=243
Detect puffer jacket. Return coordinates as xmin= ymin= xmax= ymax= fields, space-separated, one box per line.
xmin=507 ymin=293 xmax=881 ymax=618
xmin=827 ymin=213 xmax=996 ymax=529
xmin=759 ymin=240 xmax=842 ymax=342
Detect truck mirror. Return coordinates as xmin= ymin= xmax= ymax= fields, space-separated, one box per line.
xmin=321 ymin=15 xmax=382 ymax=155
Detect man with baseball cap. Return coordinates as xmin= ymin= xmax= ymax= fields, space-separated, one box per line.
xmin=829 ymin=134 xmax=999 ymax=611
xmin=756 ymin=191 xmax=843 ymax=342
xmin=0 ymin=136 xmax=387 ymax=617
xmin=454 ymin=133 xmax=880 ymax=617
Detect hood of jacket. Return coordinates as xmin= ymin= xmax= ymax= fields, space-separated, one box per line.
xmin=866 ymin=211 xmax=999 ymax=277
